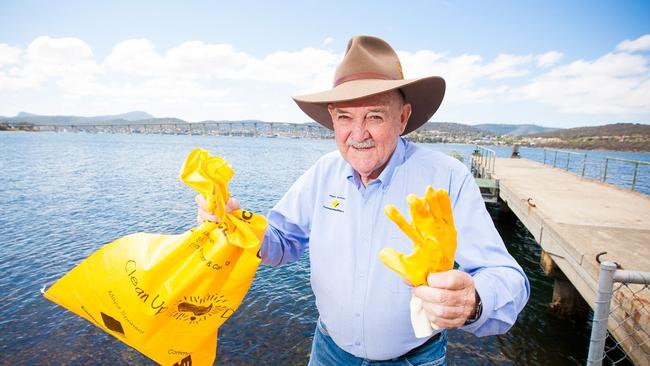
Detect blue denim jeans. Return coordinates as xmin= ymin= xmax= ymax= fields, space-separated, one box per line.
xmin=308 ymin=320 xmax=447 ymax=366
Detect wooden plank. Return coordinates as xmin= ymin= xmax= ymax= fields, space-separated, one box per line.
xmin=484 ymin=157 xmax=650 ymax=365
xmin=474 ymin=177 xmax=499 ymax=189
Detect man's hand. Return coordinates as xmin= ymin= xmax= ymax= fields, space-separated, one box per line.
xmin=195 ymin=194 xmax=240 ymax=225
xmin=413 ymin=270 xmax=477 ymax=329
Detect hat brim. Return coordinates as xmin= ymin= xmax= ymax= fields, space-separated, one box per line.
xmin=292 ymin=76 xmax=445 ymax=135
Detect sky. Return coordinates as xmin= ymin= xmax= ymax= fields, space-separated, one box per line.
xmin=0 ymin=0 xmax=649 ymax=128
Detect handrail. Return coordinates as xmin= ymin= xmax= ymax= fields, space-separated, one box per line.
xmin=471 ymin=145 xmax=496 ymax=179
xmin=603 ymin=157 xmax=650 ymax=192
xmin=543 ymin=148 xmax=588 ymax=176
xmin=587 ymin=261 xmax=650 ymax=365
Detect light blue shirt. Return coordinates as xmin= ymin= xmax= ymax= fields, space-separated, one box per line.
xmin=260 ymin=137 xmax=530 ymax=360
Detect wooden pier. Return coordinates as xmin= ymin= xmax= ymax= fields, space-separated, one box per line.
xmin=30 ymin=121 xmax=333 ymax=139
xmin=476 ymin=156 xmax=649 ymax=364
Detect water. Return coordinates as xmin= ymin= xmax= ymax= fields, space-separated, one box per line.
xmin=421 ymin=143 xmax=650 ymax=195
xmin=1 ymin=132 xmax=647 ymax=365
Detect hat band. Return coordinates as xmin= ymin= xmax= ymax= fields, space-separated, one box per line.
xmin=333 ymin=72 xmax=393 ymax=87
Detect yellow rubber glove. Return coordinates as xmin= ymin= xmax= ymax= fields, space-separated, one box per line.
xmin=379 ymin=186 xmax=458 ymax=286
xmin=180 ymin=147 xmax=233 ymax=225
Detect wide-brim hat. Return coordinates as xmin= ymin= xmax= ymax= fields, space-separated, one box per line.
xmin=293 ymin=35 xmax=445 ymax=135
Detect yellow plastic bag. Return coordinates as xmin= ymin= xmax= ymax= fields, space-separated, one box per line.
xmin=379 ymin=186 xmax=457 ymax=286
xmin=44 ymin=148 xmax=267 ymax=366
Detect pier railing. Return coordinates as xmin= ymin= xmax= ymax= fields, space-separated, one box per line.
xmin=602 ymin=157 xmax=650 ymax=192
xmin=471 ymin=146 xmax=496 ymax=179
xmin=587 ymin=261 xmax=650 ymax=365
xmin=542 ymin=149 xmax=649 ymax=193
xmin=543 ymin=148 xmax=588 ymax=176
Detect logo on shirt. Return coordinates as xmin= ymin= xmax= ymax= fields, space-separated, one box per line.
xmin=323 ymin=194 xmax=345 ymax=213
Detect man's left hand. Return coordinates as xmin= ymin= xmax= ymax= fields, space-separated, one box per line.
xmin=413 ymin=270 xmax=477 ymax=329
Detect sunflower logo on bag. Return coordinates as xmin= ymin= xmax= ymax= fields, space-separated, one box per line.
xmin=171 ymin=294 xmax=234 ymax=325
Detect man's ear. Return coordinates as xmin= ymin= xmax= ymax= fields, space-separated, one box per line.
xmin=327 ymin=104 xmax=335 ymax=117
xmin=399 ymin=103 xmax=412 ymax=134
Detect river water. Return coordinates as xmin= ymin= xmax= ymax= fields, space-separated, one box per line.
xmin=1 ymin=132 xmax=648 ymax=365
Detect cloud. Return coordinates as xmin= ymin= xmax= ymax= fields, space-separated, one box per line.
xmin=485 ymin=54 xmax=533 ymax=79
xmin=242 ymin=47 xmax=339 ymax=86
xmin=101 ymin=38 xmax=339 ymax=86
xmin=547 ymin=52 xmax=648 ymax=78
xmin=0 ymin=36 xmax=342 ymax=120
xmin=398 ymin=51 xmax=529 ymax=104
xmin=104 ymin=38 xmax=165 ymax=76
xmin=0 ymin=36 xmax=100 ymax=91
xmin=616 ymin=34 xmax=650 ymax=53
xmin=536 ymin=51 xmax=563 ymax=67
xmin=166 ymin=41 xmax=253 ymax=79
xmin=1 ymin=34 xmax=649 ymax=123
xmin=0 ymin=43 xmax=22 ymax=67
xmin=518 ymin=52 xmax=650 ymax=114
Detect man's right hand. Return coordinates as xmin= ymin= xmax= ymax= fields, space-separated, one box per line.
xmin=195 ymin=194 xmax=241 ymax=225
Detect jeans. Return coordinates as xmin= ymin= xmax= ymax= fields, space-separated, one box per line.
xmin=308 ymin=320 xmax=447 ymax=366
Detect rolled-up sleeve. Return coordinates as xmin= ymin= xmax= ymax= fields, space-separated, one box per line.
xmin=260 ymin=163 xmax=316 ymax=267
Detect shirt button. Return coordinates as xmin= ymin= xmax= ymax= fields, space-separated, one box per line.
xmin=355 ymin=313 xmax=360 ymax=317
xmin=355 ymin=341 xmax=361 ymax=346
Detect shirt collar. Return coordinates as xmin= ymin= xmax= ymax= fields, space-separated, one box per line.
xmin=345 ymin=137 xmax=406 ymax=190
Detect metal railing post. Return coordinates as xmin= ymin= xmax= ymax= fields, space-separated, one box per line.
xmin=543 ymin=149 xmax=547 ymax=165
xmin=490 ymin=152 xmax=494 ymax=179
xmin=587 ymin=262 xmax=618 ymax=366
xmin=582 ymin=154 xmax=587 ymax=177
xmin=566 ymin=153 xmax=571 ymax=171
xmin=553 ymin=151 xmax=558 ymax=167
xmin=632 ymin=162 xmax=639 ymax=191
xmin=602 ymin=158 xmax=609 ymax=183
xmin=472 ymin=146 xmax=496 ymax=179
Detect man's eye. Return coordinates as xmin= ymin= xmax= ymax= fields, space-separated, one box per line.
xmin=338 ymin=115 xmax=351 ymax=120
xmin=368 ymin=115 xmax=383 ymax=121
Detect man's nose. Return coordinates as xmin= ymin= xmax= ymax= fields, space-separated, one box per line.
xmin=350 ymin=119 xmax=370 ymax=141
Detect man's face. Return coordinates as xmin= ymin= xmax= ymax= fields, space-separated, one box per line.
xmin=328 ymin=91 xmax=411 ymax=185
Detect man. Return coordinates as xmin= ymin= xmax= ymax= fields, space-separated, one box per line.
xmin=197 ymin=35 xmax=529 ymax=365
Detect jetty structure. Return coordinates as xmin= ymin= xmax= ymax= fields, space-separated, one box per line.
xmin=473 ymin=147 xmax=649 ymax=365
xmin=30 ymin=121 xmax=333 ymax=139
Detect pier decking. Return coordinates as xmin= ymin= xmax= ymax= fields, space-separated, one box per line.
xmin=482 ymin=157 xmax=649 ymax=364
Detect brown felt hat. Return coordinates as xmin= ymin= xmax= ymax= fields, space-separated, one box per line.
xmin=292 ymin=35 xmax=445 ymax=135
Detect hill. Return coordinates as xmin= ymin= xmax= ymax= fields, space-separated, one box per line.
xmin=406 ymin=122 xmax=492 ymax=143
xmin=523 ymin=123 xmax=650 ymax=151
xmin=0 ymin=111 xmax=155 ymax=125
xmin=531 ymin=123 xmax=650 ymax=139
xmin=474 ymin=123 xmax=559 ymax=136
xmin=420 ymin=122 xmax=489 ymax=135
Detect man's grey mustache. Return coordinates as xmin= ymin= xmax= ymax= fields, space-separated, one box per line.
xmin=346 ymin=138 xmax=376 ymax=149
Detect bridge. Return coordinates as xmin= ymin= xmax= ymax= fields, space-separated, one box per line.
xmin=473 ymin=148 xmax=649 ymax=365
xmin=31 ymin=121 xmax=333 ymax=139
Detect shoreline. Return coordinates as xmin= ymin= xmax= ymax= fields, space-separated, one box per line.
xmin=3 ymin=128 xmax=650 ymax=153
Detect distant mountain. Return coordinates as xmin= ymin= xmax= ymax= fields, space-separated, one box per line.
xmin=95 ymin=111 xmax=154 ymax=121
xmin=0 ymin=111 xmax=155 ymax=125
xmin=420 ymin=122 xmax=489 ymax=135
xmin=474 ymin=123 xmax=559 ymax=136
xmin=131 ymin=117 xmax=187 ymax=124
xmin=530 ymin=123 xmax=650 ymax=138
xmin=525 ymin=123 xmax=650 ymax=151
